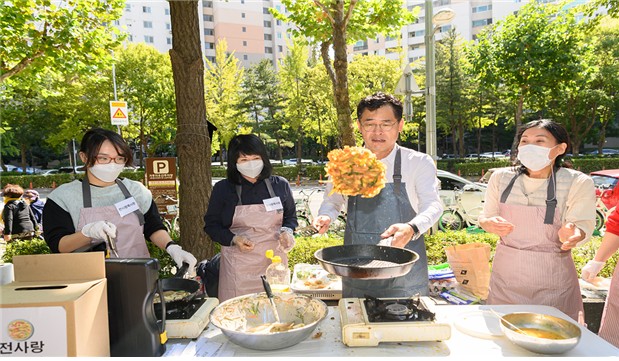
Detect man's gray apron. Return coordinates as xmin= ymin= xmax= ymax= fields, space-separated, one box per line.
xmin=343 ymin=146 xmax=429 ymax=298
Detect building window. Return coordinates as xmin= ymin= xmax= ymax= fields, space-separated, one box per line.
xmin=263 ymin=7 xmax=270 ymax=14
xmin=244 ymin=55 xmax=248 ymax=60
xmin=206 ymin=56 xmax=215 ymax=62
xmin=434 ymin=0 xmax=451 ymax=5
xmin=143 ymin=6 xmax=151 ymax=13
xmin=243 ymin=41 xmax=247 ymax=46
xmin=409 ymin=30 xmax=425 ymax=37
xmin=126 ymin=19 xmax=132 ymax=27
xmin=409 ymin=44 xmax=421 ymax=50
xmin=204 ymin=14 xmax=213 ymax=21
xmin=241 ymin=0 xmax=244 ymax=3
xmin=415 ymin=16 xmax=425 ymax=24
xmin=440 ymin=25 xmax=451 ymax=32
xmin=276 ymin=5 xmax=281 ymax=11
xmin=167 ymin=38 xmax=172 ymax=45
xmin=265 ymin=47 xmax=273 ymax=54
xmin=242 ymin=13 xmax=245 ymax=18
xmin=166 ymin=23 xmax=171 ymax=30
xmin=128 ymin=34 xmax=133 ymax=41
xmin=144 ymin=36 xmax=154 ymax=43
xmin=144 ymin=21 xmax=153 ymax=28
xmin=385 ymin=35 xmax=399 ymax=41
xmin=353 ymin=40 xmax=368 ymax=51
xmin=125 ymin=4 xmax=131 ymax=11
xmin=264 ymin=21 xmax=271 ymax=27
xmin=264 ymin=34 xmax=272 ymax=40
xmin=242 ymin=27 xmax=246 ymax=32
xmin=165 ymin=8 xmax=170 ymax=15
xmin=472 ymin=18 xmax=492 ymax=27
xmin=472 ymin=34 xmax=479 ymax=40
xmin=277 ymin=32 xmax=282 ymax=39
xmin=276 ymin=19 xmax=282 ymax=26
xmin=472 ymin=4 xmax=492 ymax=13
xmin=114 ymin=20 xmax=120 ymax=25
xmin=203 ymin=1 xmax=213 ymax=7
xmin=205 ymin=42 xmax=215 ymax=49
xmin=278 ymin=45 xmax=283 ymax=52
xmin=204 ymin=28 xmax=214 ymax=35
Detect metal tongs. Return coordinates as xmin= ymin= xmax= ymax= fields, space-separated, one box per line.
xmin=294 ymin=225 xmax=319 ymax=237
xmin=260 ymin=275 xmax=281 ymax=323
xmin=106 ymin=235 xmax=119 ymax=258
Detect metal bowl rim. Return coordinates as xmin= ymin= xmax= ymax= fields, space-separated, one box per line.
xmin=314 ymin=245 xmax=420 ymax=270
xmin=499 ymin=312 xmax=582 ymax=342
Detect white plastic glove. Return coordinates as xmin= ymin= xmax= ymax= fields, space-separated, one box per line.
xmin=277 ymin=227 xmax=295 ymax=253
xmin=167 ymin=244 xmax=197 ymax=276
xmin=81 ymin=221 xmax=117 ymax=240
xmin=232 ymin=235 xmax=254 ymax=252
xmin=581 ymin=260 xmax=605 ymax=283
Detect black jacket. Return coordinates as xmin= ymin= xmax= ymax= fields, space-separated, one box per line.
xmin=2 ymin=200 xmax=36 ymax=235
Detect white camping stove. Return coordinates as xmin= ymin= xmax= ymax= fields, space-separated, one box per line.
xmin=165 ymin=297 xmax=219 ymax=339
xmin=338 ymin=296 xmax=451 ymax=347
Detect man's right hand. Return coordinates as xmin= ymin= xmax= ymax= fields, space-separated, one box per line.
xmin=312 ymin=215 xmax=331 ymax=234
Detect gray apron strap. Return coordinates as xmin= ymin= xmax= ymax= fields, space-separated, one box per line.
xmin=499 ymin=168 xmax=558 ymax=225
xmin=81 ymin=174 xmax=145 ymax=226
xmin=393 ymin=147 xmax=402 ymax=196
xmin=236 ymin=178 xmax=279 ymax=211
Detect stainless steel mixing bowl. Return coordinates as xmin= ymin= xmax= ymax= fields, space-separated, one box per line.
xmin=499 ymin=312 xmax=582 ymax=354
xmin=209 ymin=292 xmax=328 ymax=351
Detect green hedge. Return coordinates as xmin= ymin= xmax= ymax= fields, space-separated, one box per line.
xmin=453 ymin=160 xmax=511 ymax=176
xmin=0 ymin=171 xmax=146 ymax=189
xmin=570 ymin=158 xmax=619 ymax=174
xmin=305 ymin=166 xmax=327 ymax=180
xmin=272 ymin=166 xmax=298 ymax=180
xmin=287 ymin=234 xmax=343 ymax=273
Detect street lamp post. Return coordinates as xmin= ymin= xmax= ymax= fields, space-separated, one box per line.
xmin=424 ymin=1 xmax=455 ymax=160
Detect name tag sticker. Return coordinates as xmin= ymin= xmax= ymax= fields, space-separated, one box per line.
xmin=115 ymin=197 xmax=139 ymax=217
xmin=263 ymin=197 xmax=283 ymax=213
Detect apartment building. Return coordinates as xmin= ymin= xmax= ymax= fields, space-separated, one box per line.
xmin=116 ymin=0 xmax=295 ymax=70
xmin=349 ymin=0 xmax=608 ymax=63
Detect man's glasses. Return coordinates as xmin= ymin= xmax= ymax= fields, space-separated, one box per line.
xmin=360 ymin=121 xmax=397 ymax=132
xmin=96 ymin=155 xmax=127 ymax=164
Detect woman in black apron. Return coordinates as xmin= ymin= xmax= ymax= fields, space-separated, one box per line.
xmin=43 ymin=128 xmax=197 ymax=273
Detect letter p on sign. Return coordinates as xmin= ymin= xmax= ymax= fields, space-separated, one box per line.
xmin=154 ymin=160 xmax=169 ymax=173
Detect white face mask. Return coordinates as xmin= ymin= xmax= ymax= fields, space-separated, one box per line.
xmin=89 ymin=163 xmax=125 ymax=183
xmin=237 ymin=159 xmax=264 ymax=179
xmin=517 ymin=144 xmax=559 ymax=171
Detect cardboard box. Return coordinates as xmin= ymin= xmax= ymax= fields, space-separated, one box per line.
xmin=0 ymin=253 xmax=109 ymax=357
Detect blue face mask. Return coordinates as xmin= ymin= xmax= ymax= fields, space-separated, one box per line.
xmin=237 ymin=160 xmax=264 ymax=178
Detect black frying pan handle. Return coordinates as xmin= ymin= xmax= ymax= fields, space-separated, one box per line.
xmin=261 ymin=275 xmax=274 ymax=299
xmin=173 ymin=262 xmax=189 ymax=279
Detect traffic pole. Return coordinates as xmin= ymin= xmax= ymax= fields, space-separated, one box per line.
xmin=30 ymin=182 xmax=33 ymax=190
xmin=53 ymin=181 xmax=56 ymax=190
xmin=297 ymin=174 xmax=300 ymax=187
xmin=458 ymin=170 xmax=461 ymax=176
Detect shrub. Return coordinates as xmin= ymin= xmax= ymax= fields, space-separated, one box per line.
xmin=306 ymin=166 xmax=327 ymax=180
xmin=272 ymin=166 xmax=298 ymax=181
xmin=1 ymin=237 xmax=52 ymax=263
xmin=287 ymin=234 xmax=343 ymax=273
xmin=211 ymin=168 xmax=227 ymax=177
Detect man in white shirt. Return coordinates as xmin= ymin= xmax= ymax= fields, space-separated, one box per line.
xmin=313 ymin=92 xmax=443 ymax=298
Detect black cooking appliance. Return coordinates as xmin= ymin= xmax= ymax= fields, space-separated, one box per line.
xmin=72 ymin=241 xmax=166 ymax=357
xmin=154 ymin=298 xmax=207 ymax=320
xmin=363 ymin=294 xmax=436 ymax=323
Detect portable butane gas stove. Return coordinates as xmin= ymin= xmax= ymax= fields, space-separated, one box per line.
xmin=154 ymin=297 xmax=219 ymax=339
xmin=338 ymin=295 xmax=451 ymax=347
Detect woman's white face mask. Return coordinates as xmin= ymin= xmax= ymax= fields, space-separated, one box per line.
xmin=237 ymin=159 xmax=264 ymax=178
xmin=89 ymin=163 xmax=125 ymax=183
xmin=517 ymin=144 xmax=559 ymax=171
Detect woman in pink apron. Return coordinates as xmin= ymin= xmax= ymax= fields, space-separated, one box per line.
xmin=479 ymin=120 xmax=596 ymax=324
xmin=204 ymin=134 xmax=297 ymax=302
xmin=43 ymin=128 xmax=196 ymax=273
xmin=581 ymin=208 xmax=619 ymax=347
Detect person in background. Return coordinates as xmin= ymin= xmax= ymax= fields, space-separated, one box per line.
xmin=43 ymin=128 xmax=197 ymax=274
xmin=581 ymin=208 xmax=619 ymax=347
xmin=2 ymin=184 xmax=37 ymax=242
xmin=24 ymin=189 xmax=44 ymax=230
xmin=479 ymin=119 xmax=596 ymax=324
xmin=312 ymin=92 xmax=443 ymax=298
xmin=204 ymin=134 xmax=297 ymax=302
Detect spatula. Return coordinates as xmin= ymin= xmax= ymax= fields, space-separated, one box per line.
xmin=489 ymin=308 xmax=527 ymax=336
xmin=261 ymin=275 xmax=281 ymax=323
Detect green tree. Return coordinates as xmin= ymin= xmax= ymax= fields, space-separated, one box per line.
xmin=115 ymin=43 xmax=177 ymax=166
xmin=465 ymin=1 xmax=583 ymax=154
xmin=272 ymin=0 xmax=417 ymax=146
xmin=1 ymin=0 xmax=125 ymax=82
xmin=204 ymin=39 xmax=244 ymax=163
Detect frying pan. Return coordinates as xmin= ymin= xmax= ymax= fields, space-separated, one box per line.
xmin=159 ymin=263 xmax=201 ymax=303
xmin=314 ymin=245 xmax=419 ymax=279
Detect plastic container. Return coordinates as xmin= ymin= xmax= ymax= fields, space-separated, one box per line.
xmin=265 ymin=250 xmax=290 ymax=292
xmin=291 ymin=263 xmax=342 ymax=300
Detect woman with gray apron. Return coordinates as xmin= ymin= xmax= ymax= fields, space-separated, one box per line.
xmin=204 ymin=134 xmax=298 ymax=302
xmin=43 ymin=128 xmax=197 ymax=273
xmin=479 ymin=120 xmax=596 ymax=323
xmin=343 ymin=146 xmax=429 ymax=298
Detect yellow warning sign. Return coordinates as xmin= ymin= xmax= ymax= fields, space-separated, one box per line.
xmin=112 ymin=108 xmax=126 ymax=119
xmin=110 ymin=101 xmax=128 ymax=126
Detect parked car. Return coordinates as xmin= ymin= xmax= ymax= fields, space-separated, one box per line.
xmin=437 ymin=170 xmax=486 ymax=213
xmin=283 ymin=159 xmax=313 ymax=166
xmin=0 ymin=165 xmax=18 ymax=172
xmin=590 ymin=169 xmax=619 ymax=210
xmin=586 ymin=149 xmax=619 ymax=155
xmin=440 ymin=154 xmax=456 ymax=159
xmin=481 ymin=152 xmax=507 ymax=158
xmin=465 ymin=154 xmax=480 ymax=159
xmin=39 ymin=169 xmax=60 ymax=176
xmin=57 ymin=166 xmax=85 ymax=174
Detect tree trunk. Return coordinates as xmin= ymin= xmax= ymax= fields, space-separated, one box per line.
xmin=20 ymin=144 xmax=27 ymax=173
xmin=169 ymin=0 xmax=214 ymax=261
xmin=297 ymin=126 xmax=303 ymax=164
xmin=598 ymin=108 xmax=610 ymax=154
xmin=511 ymin=91 xmax=525 ymax=161
xmin=139 ymin=113 xmax=145 ymax=168
xmin=318 ymin=1 xmax=355 ymax=147
xmin=218 ymin=131 xmax=225 ymax=166
xmin=452 ymin=127 xmax=457 ymax=158
xmin=458 ymin=121 xmax=464 ymax=157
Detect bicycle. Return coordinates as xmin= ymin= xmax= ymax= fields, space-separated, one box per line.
xmin=295 ymin=188 xmax=347 ymax=237
xmin=438 ymin=185 xmax=485 ymax=232
xmin=154 ymin=194 xmax=180 ymax=236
